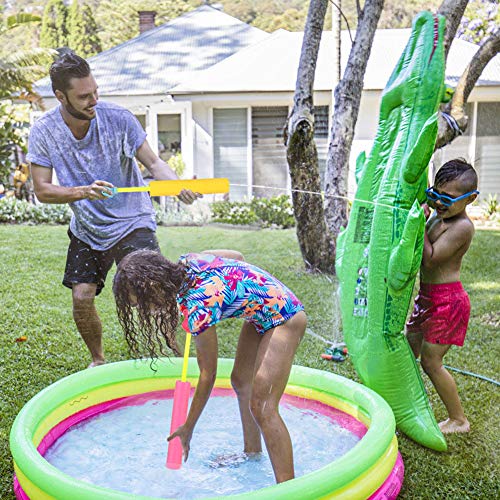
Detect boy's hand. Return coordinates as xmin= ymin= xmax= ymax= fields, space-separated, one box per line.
xmin=421 ymin=203 xmax=431 ymax=220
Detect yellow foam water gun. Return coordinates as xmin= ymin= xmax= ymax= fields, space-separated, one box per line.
xmin=114 ymin=178 xmax=229 ymax=197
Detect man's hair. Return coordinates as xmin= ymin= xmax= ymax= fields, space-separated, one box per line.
xmin=49 ymin=52 xmax=91 ymax=94
xmin=435 ymin=158 xmax=478 ymax=192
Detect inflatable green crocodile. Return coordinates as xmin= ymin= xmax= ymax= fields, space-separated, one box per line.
xmin=336 ymin=12 xmax=448 ymax=451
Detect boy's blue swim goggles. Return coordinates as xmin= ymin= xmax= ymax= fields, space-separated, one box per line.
xmin=425 ymin=187 xmax=479 ymax=207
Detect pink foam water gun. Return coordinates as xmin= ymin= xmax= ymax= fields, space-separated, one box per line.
xmin=166 ymin=332 xmax=192 ymax=469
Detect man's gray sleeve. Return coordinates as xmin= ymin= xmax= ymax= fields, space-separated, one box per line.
xmin=26 ymin=123 xmax=52 ymax=168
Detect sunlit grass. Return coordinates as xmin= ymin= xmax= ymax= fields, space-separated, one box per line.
xmin=0 ymin=225 xmax=498 ymax=499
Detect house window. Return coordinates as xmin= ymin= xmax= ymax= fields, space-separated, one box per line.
xmin=251 ymin=106 xmax=330 ymax=198
xmin=213 ymin=108 xmax=248 ymax=200
xmin=476 ymin=102 xmax=500 ymax=196
xmin=135 ymin=114 xmax=146 ymax=130
xmin=251 ymin=106 xmax=289 ymax=198
xmin=158 ymin=114 xmax=181 ymax=163
xmin=314 ymin=105 xmax=330 ymax=189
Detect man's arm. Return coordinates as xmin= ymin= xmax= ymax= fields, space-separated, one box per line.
xmin=30 ymin=164 xmax=114 ymax=204
xmin=135 ymin=140 xmax=200 ymax=204
xmin=422 ymin=220 xmax=474 ymax=269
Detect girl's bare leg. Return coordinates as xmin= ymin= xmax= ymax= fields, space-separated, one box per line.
xmin=231 ymin=322 xmax=263 ymax=453
xmin=250 ymin=311 xmax=306 ymax=483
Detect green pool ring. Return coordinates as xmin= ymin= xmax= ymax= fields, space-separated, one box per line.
xmin=11 ymin=358 xmax=400 ymax=499
xmin=336 ymin=11 xmax=448 ymax=451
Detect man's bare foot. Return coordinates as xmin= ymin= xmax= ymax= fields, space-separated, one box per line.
xmin=88 ymin=359 xmax=106 ymax=368
xmin=439 ymin=418 xmax=470 ymax=434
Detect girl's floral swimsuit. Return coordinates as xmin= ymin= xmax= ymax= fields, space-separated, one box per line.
xmin=177 ymin=253 xmax=304 ymax=335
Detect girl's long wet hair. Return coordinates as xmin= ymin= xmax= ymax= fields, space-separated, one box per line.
xmin=113 ymin=250 xmax=194 ymax=359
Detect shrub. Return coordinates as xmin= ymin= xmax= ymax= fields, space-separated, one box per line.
xmin=482 ymin=194 xmax=498 ymax=219
xmin=167 ymin=153 xmax=186 ymax=178
xmin=211 ymin=195 xmax=295 ymax=228
xmin=250 ymin=195 xmax=295 ymax=228
xmin=153 ymin=200 xmax=212 ymax=226
xmin=0 ymin=197 xmax=72 ymax=224
xmin=211 ymin=200 xmax=259 ymax=226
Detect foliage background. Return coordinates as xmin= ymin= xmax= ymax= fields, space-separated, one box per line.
xmin=1 ymin=0 xmax=497 ymax=57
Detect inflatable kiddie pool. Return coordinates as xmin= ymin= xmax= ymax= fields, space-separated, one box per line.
xmin=11 ymin=359 xmax=403 ymax=499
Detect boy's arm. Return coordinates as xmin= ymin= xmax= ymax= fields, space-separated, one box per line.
xmin=201 ymin=249 xmax=245 ymax=261
xmin=422 ymin=219 xmax=474 ymax=269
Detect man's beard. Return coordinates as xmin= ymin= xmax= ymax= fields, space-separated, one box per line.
xmin=64 ymin=96 xmax=96 ymax=121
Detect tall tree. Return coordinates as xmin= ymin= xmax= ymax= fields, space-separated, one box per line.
xmin=323 ymin=0 xmax=384 ymax=254
xmin=40 ymin=0 xmax=68 ymax=49
xmin=435 ymin=0 xmax=500 ymax=148
xmin=287 ymin=0 xmax=500 ymax=273
xmin=285 ymin=0 xmax=335 ymax=272
xmin=286 ymin=0 xmax=384 ymax=272
xmin=68 ymin=1 xmax=102 ymax=58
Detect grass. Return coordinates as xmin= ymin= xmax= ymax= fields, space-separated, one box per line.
xmin=0 ymin=224 xmax=498 ymax=499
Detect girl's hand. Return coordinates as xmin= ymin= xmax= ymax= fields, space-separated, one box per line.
xmin=167 ymin=424 xmax=193 ymax=462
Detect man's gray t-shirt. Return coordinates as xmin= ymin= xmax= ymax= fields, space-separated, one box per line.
xmin=27 ymin=101 xmax=156 ymax=250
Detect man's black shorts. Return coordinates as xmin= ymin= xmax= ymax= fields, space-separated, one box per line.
xmin=63 ymin=228 xmax=160 ymax=295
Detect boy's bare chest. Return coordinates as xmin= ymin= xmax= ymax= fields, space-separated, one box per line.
xmin=426 ymin=217 xmax=448 ymax=243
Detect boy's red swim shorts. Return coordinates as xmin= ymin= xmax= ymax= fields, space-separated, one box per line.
xmin=406 ymin=281 xmax=470 ymax=347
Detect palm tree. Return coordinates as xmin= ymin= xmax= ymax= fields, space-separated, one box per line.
xmin=0 ymin=13 xmax=56 ymax=185
xmin=0 ymin=13 xmax=56 ymax=101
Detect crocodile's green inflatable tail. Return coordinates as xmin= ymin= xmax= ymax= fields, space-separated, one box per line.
xmin=336 ymin=12 xmax=448 ymax=451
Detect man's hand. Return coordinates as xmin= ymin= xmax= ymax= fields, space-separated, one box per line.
xmin=84 ymin=180 xmax=115 ymax=200
xmin=178 ymin=189 xmax=202 ymax=205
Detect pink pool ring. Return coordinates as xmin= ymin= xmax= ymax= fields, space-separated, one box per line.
xmin=11 ymin=359 xmax=404 ymax=499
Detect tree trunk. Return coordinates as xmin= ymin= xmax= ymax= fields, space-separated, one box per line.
xmin=285 ymin=0 xmax=335 ymax=272
xmin=323 ymin=0 xmax=384 ymax=247
xmin=436 ymin=26 xmax=500 ymax=149
xmin=437 ymin=0 xmax=469 ymax=58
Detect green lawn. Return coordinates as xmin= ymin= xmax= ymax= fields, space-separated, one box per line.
xmin=1 ymin=225 xmax=498 ymax=499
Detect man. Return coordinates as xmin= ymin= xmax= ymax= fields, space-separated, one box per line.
xmin=27 ymin=52 xmax=199 ymax=367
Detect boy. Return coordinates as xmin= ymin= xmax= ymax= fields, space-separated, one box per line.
xmin=406 ymin=158 xmax=479 ymax=434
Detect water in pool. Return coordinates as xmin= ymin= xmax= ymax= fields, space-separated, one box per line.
xmin=44 ymin=393 xmax=362 ymax=498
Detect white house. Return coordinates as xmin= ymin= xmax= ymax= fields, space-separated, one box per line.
xmin=35 ymin=5 xmax=500 ymax=200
